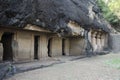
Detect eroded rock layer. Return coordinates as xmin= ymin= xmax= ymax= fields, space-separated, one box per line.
xmin=0 ymin=0 xmax=111 ymax=35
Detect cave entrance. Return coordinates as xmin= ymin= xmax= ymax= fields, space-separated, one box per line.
xmin=62 ymin=39 xmax=66 ymax=56
xmin=48 ymin=38 xmax=52 ymax=57
xmin=1 ymin=32 xmax=14 ymax=61
xmin=34 ymin=36 xmax=40 ymax=60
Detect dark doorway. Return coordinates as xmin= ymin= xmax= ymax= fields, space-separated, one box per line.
xmin=34 ymin=36 xmax=39 ymax=60
xmin=62 ymin=39 xmax=65 ymax=56
xmin=1 ymin=32 xmax=14 ymax=61
xmin=48 ymin=38 xmax=52 ymax=57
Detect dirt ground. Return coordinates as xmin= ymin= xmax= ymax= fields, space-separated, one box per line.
xmin=5 ymin=53 xmax=120 ymax=80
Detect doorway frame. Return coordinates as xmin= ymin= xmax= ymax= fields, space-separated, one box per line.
xmin=62 ymin=39 xmax=65 ymax=56
xmin=34 ymin=35 xmax=40 ymax=60
xmin=1 ymin=32 xmax=14 ymax=61
xmin=48 ymin=38 xmax=52 ymax=57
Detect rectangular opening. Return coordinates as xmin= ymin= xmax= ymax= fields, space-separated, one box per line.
xmin=48 ymin=38 xmax=52 ymax=57
xmin=62 ymin=39 xmax=65 ymax=56
xmin=1 ymin=32 xmax=14 ymax=61
xmin=34 ymin=36 xmax=40 ymax=60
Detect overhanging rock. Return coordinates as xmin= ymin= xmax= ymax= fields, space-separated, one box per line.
xmin=0 ymin=0 xmax=111 ymax=36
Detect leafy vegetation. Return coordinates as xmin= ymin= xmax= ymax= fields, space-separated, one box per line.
xmin=106 ymin=58 xmax=120 ymax=69
xmin=97 ymin=0 xmax=120 ymax=30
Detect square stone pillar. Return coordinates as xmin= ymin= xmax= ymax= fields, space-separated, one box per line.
xmin=51 ymin=37 xmax=62 ymax=57
xmin=104 ymin=34 xmax=108 ymax=48
xmin=0 ymin=32 xmax=3 ymax=61
xmin=101 ymin=34 xmax=105 ymax=50
xmin=0 ymin=32 xmax=3 ymax=41
xmin=96 ymin=33 xmax=102 ymax=51
xmin=88 ymin=30 xmax=92 ymax=43
xmin=0 ymin=43 xmax=3 ymax=61
xmin=64 ymin=39 xmax=70 ymax=56
xmin=39 ymin=34 xmax=48 ymax=59
xmin=91 ymin=32 xmax=97 ymax=52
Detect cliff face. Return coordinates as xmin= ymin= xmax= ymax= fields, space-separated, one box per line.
xmin=0 ymin=0 xmax=111 ymax=35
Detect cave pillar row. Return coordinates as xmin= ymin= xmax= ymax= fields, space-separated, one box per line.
xmin=0 ymin=31 xmax=3 ymax=61
xmin=91 ymin=31 xmax=97 ymax=52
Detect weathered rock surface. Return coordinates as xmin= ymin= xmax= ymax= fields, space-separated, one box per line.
xmin=110 ymin=33 xmax=120 ymax=53
xmin=0 ymin=0 xmax=111 ymax=35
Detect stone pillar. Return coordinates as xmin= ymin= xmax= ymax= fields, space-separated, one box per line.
xmin=30 ymin=34 xmax=34 ymax=61
xmin=104 ymin=34 xmax=108 ymax=49
xmin=91 ymin=32 xmax=97 ymax=52
xmin=69 ymin=37 xmax=85 ymax=56
xmin=0 ymin=43 xmax=3 ymax=61
xmin=88 ymin=30 xmax=92 ymax=43
xmin=0 ymin=32 xmax=3 ymax=41
xmin=96 ymin=32 xmax=102 ymax=52
xmin=101 ymin=34 xmax=105 ymax=50
xmin=64 ymin=39 xmax=70 ymax=56
xmin=0 ymin=32 xmax=3 ymax=61
xmin=39 ymin=34 xmax=48 ymax=59
xmin=51 ymin=37 xmax=62 ymax=57
xmin=12 ymin=33 xmax=19 ymax=61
